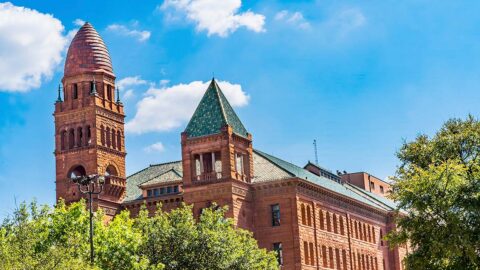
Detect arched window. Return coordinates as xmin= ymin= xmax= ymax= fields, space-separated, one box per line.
xmin=100 ymin=125 xmax=105 ymax=145
xmin=306 ymin=205 xmax=312 ymax=226
xmin=329 ymin=247 xmax=334 ymax=268
xmin=366 ymin=255 xmax=370 ymax=270
xmin=303 ymin=241 xmax=309 ymax=265
xmin=353 ymin=252 xmax=357 ymax=270
xmin=342 ymin=250 xmax=347 ymax=270
xmin=107 ymin=84 xmax=112 ymax=101
xmin=106 ymin=127 xmax=111 ymax=147
xmin=367 ymin=225 xmax=372 ymax=242
xmin=73 ymin=84 xmax=78 ymax=99
xmin=105 ymin=165 xmax=118 ymax=176
xmin=322 ymin=246 xmax=327 ymax=267
xmin=68 ymin=165 xmax=86 ymax=179
xmin=319 ymin=210 xmax=324 ymax=230
xmin=86 ymin=126 xmax=91 ymax=146
xmin=68 ymin=128 xmax=75 ymax=149
xmin=111 ymin=128 xmax=116 ymax=149
xmin=372 ymin=226 xmax=376 ymax=243
xmin=76 ymin=127 xmax=83 ymax=147
xmin=333 ymin=214 xmax=338 ymax=234
xmin=355 ymin=220 xmax=358 ymax=239
xmin=363 ymin=224 xmax=367 ymax=242
xmin=326 ymin=212 xmax=331 ymax=232
xmin=335 ymin=248 xmax=341 ymax=270
xmin=309 ymin=242 xmax=314 ymax=265
xmin=380 ymin=229 xmax=384 ymax=246
xmin=61 ymin=130 xmax=67 ymax=150
xmin=117 ymin=130 xmax=121 ymax=150
xmin=340 ymin=217 xmax=345 ymax=235
xmin=301 ymin=204 xmax=306 ymax=225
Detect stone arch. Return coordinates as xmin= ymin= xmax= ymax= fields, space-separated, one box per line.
xmin=68 ymin=164 xmax=86 ymax=179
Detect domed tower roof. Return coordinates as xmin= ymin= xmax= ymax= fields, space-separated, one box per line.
xmin=64 ymin=22 xmax=114 ymax=77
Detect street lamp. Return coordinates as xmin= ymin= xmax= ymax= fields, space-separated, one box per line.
xmin=71 ymin=174 xmax=105 ymax=264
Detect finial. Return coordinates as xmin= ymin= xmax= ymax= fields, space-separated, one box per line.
xmin=56 ymin=84 xmax=63 ymax=102
xmin=91 ymin=77 xmax=97 ymax=95
xmin=116 ymin=87 xmax=121 ymax=103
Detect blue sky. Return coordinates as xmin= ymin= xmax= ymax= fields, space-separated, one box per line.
xmin=1 ymin=0 xmax=479 ymax=217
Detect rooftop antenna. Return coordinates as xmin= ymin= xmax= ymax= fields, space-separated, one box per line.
xmin=313 ymin=139 xmax=319 ymax=165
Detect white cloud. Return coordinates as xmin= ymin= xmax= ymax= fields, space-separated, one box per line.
xmin=144 ymin=142 xmax=166 ymax=153
xmin=106 ymin=23 xmax=151 ymax=42
xmin=126 ymin=80 xmax=250 ymax=134
xmin=327 ymin=8 xmax=366 ymax=36
xmin=73 ymin=18 xmax=85 ymax=27
xmin=0 ymin=2 xmax=67 ymax=92
xmin=275 ymin=10 xmax=310 ymax=29
xmin=117 ymin=76 xmax=148 ymax=100
xmin=160 ymin=0 xmax=265 ymax=37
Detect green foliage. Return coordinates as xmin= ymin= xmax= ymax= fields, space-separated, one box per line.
xmin=135 ymin=204 xmax=278 ymax=270
xmin=0 ymin=200 xmax=277 ymax=270
xmin=388 ymin=115 xmax=480 ymax=270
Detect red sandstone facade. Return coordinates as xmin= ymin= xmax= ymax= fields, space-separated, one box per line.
xmin=341 ymin=172 xmax=392 ymax=198
xmin=55 ymin=22 xmax=407 ymax=270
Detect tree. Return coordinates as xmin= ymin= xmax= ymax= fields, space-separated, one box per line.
xmin=0 ymin=200 xmax=155 ymax=270
xmin=0 ymin=200 xmax=277 ymax=270
xmin=388 ymin=115 xmax=480 ymax=269
xmin=134 ymin=204 xmax=279 ymax=270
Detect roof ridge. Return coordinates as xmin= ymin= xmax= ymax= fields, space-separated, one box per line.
xmin=213 ymin=79 xmax=229 ymax=126
xmin=149 ymin=160 xmax=182 ymax=167
xmin=344 ymin=184 xmax=394 ymax=210
xmin=127 ymin=160 xmax=181 ymax=179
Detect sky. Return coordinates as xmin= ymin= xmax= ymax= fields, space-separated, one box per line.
xmin=1 ymin=0 xmax=480 ymax=218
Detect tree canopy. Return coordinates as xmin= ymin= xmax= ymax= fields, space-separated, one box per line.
xmin=388 ymin=115 xmax=480 ymax=269
xmin=0 ymin=200 xmax=278 ymax=270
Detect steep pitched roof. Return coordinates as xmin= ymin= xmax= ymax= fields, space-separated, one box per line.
xmin=184 ymin=79 xmax=248 ymax=138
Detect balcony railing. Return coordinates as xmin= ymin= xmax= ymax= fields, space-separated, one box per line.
xmin=194 ymin=172 xmax=223 ymax=182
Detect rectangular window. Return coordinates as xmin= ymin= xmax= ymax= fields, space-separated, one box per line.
xmin=153 ymin=189 xmax=159 ymax=197
xmin=271 ymin=204 xmax=280 ymax=227
xmin=167 ymin=186 xmax=172 ymax=194
xmin=147 ymin=190 xmax=152 ymax=197
xmin=235 ymin=152 xmax=244 ymax=175
xmin=370 ymin=181 xmax=375 ymax=190
xmin=160 ymin=187 xmax=165 ymax=195
xmin=380 ymin=185 xmax=384 ymax=193
xmin=174 ymin=185 xmax=179 ymax=193
xmin=273 ymin=242 xmax=283 ymax=265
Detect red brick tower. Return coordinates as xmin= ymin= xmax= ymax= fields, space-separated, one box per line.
xmin=54 ymin=22 xmax=126 ymax=217
xmin=181 ymin=79 xmax=255 ymax=229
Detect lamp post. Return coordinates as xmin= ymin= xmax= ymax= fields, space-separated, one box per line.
xmin=71 ymin=174 xmax=105 ymax=265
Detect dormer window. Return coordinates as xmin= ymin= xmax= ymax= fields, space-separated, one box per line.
xmin=146 ymin=185 xmax=181 ymax=198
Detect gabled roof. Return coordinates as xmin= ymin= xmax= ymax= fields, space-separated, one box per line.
xmin=125 ymin=161 xmax=182 ymax=202
xmin=184 ymin=79 xmax=248 ymax=138
xmin=138 ymin=169 xmax=182 ymax=188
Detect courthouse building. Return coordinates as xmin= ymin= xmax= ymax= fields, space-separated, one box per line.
xmin=54 ymin=22 xmax=406 ymax=270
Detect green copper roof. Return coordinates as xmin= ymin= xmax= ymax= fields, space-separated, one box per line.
xmin=185 ymin=79 xmax=248 ymax=138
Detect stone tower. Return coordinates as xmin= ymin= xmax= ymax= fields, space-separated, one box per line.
xmin=181 ymin=79 xmax=255 ymax=229
xmin=54 ymin=22 xmax=126 ymax=217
